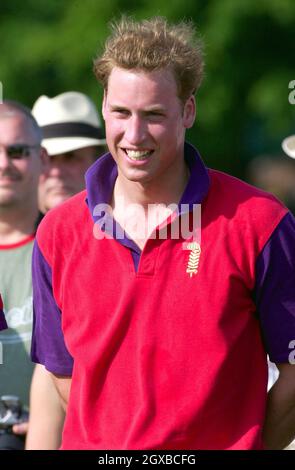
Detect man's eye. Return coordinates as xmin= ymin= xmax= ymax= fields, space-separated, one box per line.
xmin=64 ymin=153 xmax=75 ymax=160
xmin=113 ymin=109 xmax=129 ymax=115
xmin=147 ymin=111 xmax=164 ymax=118
xmin=7 ymin=145 xmax=29 ymax=158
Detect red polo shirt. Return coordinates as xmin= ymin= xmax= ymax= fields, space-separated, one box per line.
xmin=32 ymin=145 xmax=294 ymax=449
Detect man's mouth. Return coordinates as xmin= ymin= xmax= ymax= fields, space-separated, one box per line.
xmin=0 ymin=172 xmax=20 ymax=183
xmin=0 ymin=177 xmax=20 ymax=184
xmin=124 ymin=149 xmax=153 ymax=161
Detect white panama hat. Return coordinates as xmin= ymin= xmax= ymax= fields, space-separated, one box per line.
xmin=32 ymin=91 xmax=106 ymax=156
xmin=282 ymin=134 xmax=295 ymax=159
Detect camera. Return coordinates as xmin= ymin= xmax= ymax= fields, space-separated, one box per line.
xmin=0 ymin=395 xmax=29 ymax=450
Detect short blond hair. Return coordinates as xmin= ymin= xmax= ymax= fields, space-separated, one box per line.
xmin=93 ymin=16 xmax=204 ymax=103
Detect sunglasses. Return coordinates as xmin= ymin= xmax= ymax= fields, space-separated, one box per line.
xmin=0 ymin=144 xmax=40 ymax=159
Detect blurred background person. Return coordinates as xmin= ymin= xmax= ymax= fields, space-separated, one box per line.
xmin=25 ymin=91 xmax=106 ymax=449
xmin=0 ymin=100 xmax=47 ymax=449
xmin=247 ymin=154 xmax=295 ymax=215
xmin=32 ymin=91 xmax=106 ymax=213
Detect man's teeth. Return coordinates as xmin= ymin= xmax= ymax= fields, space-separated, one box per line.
xmin=126 ymin=150 xmax=151 ymax=160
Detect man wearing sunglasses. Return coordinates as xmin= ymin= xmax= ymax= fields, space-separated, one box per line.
xmin=0 ymin=100 xmax=48 ymax=448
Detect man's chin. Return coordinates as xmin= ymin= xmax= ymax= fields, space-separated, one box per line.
xmin=0 ymin=192 xmax=19 ymax=207
xmin=44 ymin=193 xmax=73 ymax=211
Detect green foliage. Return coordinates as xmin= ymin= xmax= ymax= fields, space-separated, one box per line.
xmin=1 ymin=0 xmax=294 ymax=175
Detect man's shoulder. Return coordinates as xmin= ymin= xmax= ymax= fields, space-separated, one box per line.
xmin=208 ymin=169 xmax=288 ymax=233
xmin=209 ymin=168 xmax=286 ymax=209
xmin=36 ymin=190 xmax=89 ymax=245
xmin=42 ymin=190 xmax=87 ymax=220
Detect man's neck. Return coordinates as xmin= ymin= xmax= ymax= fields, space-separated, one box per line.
xmin=111 ymin=162 xmax=189 ymax=249
xmin=113 ymin=161 xmax=189 ymax=208
xmin=0 ymin=205 xmax=39 ymax=245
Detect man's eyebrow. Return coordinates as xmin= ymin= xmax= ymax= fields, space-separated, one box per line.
xmin=145 ymin=108 xmax=167 ymax=115
xmin=109 ymin=104 xmax=128 ymax=111
xmin=109 ymin=104 xmax=166 ymax=113
xmin=144 ymin=105 xmax=166 ymax=112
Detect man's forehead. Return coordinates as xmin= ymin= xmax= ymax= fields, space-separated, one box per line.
xmin=0 ymin=112 xmax=35 ymax=141
xmin=107 ymin=67 xmax=177 ymax=90
xmin=0 ymin=110 xmax=28 ymax=126
xmin=50 ymin=146 xmax=97 ymax=158
xmin=105 ymin=68 xmax=180 ymax=111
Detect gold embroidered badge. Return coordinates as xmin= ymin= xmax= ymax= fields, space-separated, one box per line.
xmin=186 ymin=242 xmax=201 ymax=277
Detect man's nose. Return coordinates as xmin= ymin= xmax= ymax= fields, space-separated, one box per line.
xmin=47 ymin=158 xmax=66 ymax=177
xmin=124 ymin=115 xmax=147 ymax=145
xmin=0 ymin=146 xmax=13 ymax=169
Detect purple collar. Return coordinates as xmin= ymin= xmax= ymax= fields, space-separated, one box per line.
xmin=85 ymin=142 xmax=210 ymax=222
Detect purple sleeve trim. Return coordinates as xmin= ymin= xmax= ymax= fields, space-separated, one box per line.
xmin=255 ymin=212 xmax=295 ymax=363
xmin=0 ymin=311 xmax=7 ymax=330
xmin=31 ymin=240 xmax=74 ymax=375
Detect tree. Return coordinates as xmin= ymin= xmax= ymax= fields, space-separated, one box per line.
xmin=1 ymin=0 xmax=294 ymax=175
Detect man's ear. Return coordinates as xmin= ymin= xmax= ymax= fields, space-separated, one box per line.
xmin=102 ymin=90 xmax=107 ymax=120
xmin=183 ymin=95 xmax=196 ymax=129
xmin=40 ymin=147 xmax=50 ymax=174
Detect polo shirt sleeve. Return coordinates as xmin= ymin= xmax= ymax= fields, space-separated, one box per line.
xmin=0 ymin=295 xmax=7 ymax=330
xmin=31 ymin=240 xmax=74 ymax=376
xmin=255 ymin=211 xmax=295 ymax=363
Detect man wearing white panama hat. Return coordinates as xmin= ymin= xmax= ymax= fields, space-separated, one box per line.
xmin=32 ymin=91 xmax=106 ymax=213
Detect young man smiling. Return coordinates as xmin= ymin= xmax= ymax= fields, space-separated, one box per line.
xmin=31 ymin=17 xmax=295 ymax=450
